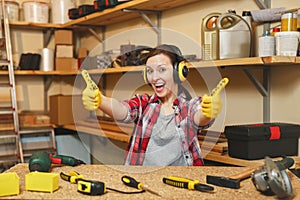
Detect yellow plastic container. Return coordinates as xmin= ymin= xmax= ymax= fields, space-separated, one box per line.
xmin=25 ymin=172 xmax=59 ymax=193
xmin=0 ymin=172 xmax=20 ymax=197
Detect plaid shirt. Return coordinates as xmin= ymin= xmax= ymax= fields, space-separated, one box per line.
xmin=121 ymin=93 xmax=212 ymax=166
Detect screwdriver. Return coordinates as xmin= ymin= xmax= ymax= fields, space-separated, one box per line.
xmin=121 ymin=175 xmax=161 ymax=197
xmin=163 ymin=176 xmax=214 ymax=192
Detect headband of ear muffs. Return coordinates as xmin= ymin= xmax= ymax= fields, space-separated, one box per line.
xmin=143 ymin=44 xmax=189 ymax=84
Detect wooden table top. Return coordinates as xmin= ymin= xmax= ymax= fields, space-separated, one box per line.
xmin=4 ymin=163 xmax=300 ymax=199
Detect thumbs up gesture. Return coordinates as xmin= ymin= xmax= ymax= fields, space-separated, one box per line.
xmin=81 ymin=70 xmax=102 ymax=110
xmin=201 ymin=94 xmax=222 ymax=119
xmin=201 ymin=78 xmax=229 ymax=119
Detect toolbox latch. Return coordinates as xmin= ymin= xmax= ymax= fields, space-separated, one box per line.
xmin=269 ymin=126 xmax=281 ymax=140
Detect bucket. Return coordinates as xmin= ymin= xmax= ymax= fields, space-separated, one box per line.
xmin=39 ymin=48 xmax=54 ymax=71
xmin=0 ymin=0 xmax=19 ymax=21
xmin=275 ymin=31 xmax=300 ymax=56
xmin=51 ymin=0 xmax=75 ymax=24
xmin=23 ymin=1 xmax=49 ymax=23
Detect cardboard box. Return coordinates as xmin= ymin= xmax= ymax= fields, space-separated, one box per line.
xmin=78 ymin=47 xmax=88 ymax=58
xmin=54 ymin=30 xmax=73 ymax=45
xmin=49 ymin=95 xmax=89 ymax=126
xmin=225 ymin=123 xmax=300 ymax=160
xmin=56 ymin=45 xmax=74 ymax=58
xmin=55 ymin=58 xmax=78 ymax=71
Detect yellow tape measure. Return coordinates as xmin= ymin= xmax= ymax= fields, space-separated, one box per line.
xmin=210 ymin=77 xmax=229 ymax=96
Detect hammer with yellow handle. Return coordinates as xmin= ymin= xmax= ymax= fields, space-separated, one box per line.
xmin=201 ymin=78 xmax=229 ymax=119
xmin=81 ymin=70 xmax=102 ymax=110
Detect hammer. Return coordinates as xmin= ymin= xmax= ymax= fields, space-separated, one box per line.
xmin=206 ymin=157 xmax=294 ymax=189
xmin=206 ymin=166 xmax=257 ymax=189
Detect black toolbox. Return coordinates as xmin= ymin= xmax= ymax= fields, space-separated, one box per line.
xmin=224 ymin=123 xmax=300 ymax=160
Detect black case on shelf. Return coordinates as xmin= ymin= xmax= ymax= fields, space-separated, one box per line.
xmin=68 ymin=8 xmax=80 ymax=19
xmin=78 ymin=5 xmax=96 ymax=17
xmin=224 ymin=123 xmax=300 ymax=160
xmin=19 ymin=53 xmax=41 ymax=70
xmin=94 ymin=0 xmax=120 ymax=11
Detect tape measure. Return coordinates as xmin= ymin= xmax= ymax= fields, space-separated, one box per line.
xmin=77 ymin=179 xmax=106 ymax=196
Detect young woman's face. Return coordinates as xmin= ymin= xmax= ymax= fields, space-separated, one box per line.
xmin=145 ymin=54 xmax=178 ymax=99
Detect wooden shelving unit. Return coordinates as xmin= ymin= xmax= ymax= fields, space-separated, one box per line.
xmin=7 ymin=0 xmax=199 ymax=30
xmin=62 ymin=0 xmax=200 ymax=27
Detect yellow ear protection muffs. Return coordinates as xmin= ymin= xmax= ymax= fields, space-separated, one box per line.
xmin=143 ymin=44 xmax=189 ymax=84
xmin=173 ymin=59 xmax=189 ymax=83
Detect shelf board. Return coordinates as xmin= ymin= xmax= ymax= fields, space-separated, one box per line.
xmin=9 ymin=21 xmax=64 ymax=29
xmin=262 ymin=56 xmax=297 ymax=64
xmin=62 ymin=0 xmax=200 ymax=27
xmin=193 ymin=57 xmax=264 ymax=68
xmin=1 ymin=56 xmax=299 ymax=76
xmin=0 ymin=70 xmax=79 ymax=75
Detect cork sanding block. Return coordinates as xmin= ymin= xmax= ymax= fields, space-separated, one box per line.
xmin=0 ymin=172 xmax=20 ymax=197
xmin=26 ymin=172 xmax=59 ymax=193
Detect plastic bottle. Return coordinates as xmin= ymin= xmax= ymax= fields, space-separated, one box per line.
xmin=281 ymin=12 xmax=297 ymax=31
xmin=242 ymin=11 xmax=252 ymax=30
xmin=270 ymin=27 xmax=280 ymax=36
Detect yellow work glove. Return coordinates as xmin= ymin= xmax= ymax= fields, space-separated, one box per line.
xmin=81 ymin=70 xmax=102 ymax=110
xmin=201 ymin=78 xmax=229 ymax=119
xmin=201 ymin=94 xmax=222 ymax=119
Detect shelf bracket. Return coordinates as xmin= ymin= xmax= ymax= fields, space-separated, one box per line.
xmin=243 ymin=67 xmax=270 ymax=123
xmin=43 ymin=76 xmax=53 ymax=112
xmin=122 ymin=9 xmax=162 ymax=45
xmin=43 ymin=28 xmax=54 ymax=48
xmin=87 ymin=26 xmax=105 ymax=44
xmin=254 ymin=0 xmax=268 ymax=9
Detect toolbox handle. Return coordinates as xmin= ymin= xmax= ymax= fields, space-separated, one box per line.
xmin=269 ymin=126 xmax=281 ymax=140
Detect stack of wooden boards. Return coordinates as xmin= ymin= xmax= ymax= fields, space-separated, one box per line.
xmin=198 ymin=130 xmax=228 ymax=156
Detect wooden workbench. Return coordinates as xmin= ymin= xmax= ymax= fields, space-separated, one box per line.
xmin=3 ymin=164 xmax=300 ymax=199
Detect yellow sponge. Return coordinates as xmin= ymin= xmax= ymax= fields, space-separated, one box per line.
xmin=0 ymin=172 xmax=20 ymax=197
xmin=25 ymin=172 xmax=59 ymax=193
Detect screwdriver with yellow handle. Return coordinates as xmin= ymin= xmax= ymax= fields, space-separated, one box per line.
xmin=162 ymin=176 xmax=214 ymax=192
xmin=121 ymin=175 xmax=161 ymax=197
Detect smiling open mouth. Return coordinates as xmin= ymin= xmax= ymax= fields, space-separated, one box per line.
xmin=154 ymin=83 xmax=165 ymax=92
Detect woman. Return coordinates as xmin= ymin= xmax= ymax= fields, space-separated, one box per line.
xmin=82 ymin=44 xmax=223 ymax=166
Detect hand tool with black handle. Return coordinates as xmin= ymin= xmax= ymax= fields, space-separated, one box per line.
xmin=206 ymin=157 xmax=294 ymax=189
xmin=61 ymin=172 xmax=145 ymax=196
xmin=121 ymin=175 xmax=161 ymax=197
xmin=163 ymin=176 xmax=214 ymax=192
